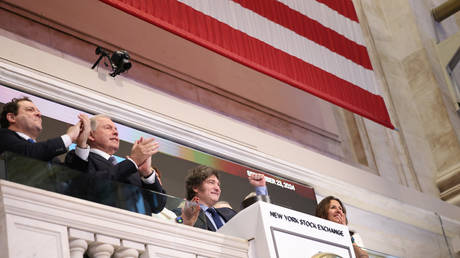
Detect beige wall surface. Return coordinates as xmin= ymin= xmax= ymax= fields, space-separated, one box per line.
xmin=351 ymin=0 xmax=460 ymax=206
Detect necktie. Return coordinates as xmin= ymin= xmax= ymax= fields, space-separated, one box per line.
xmin=108 ymin=156 xmax=117 ymax=165
xmin=207 ymin=207 xmax=224 ymax=229
xmin=27 ymin=138 xmax=36 ymax=143
xmin=109 ymin=155 xmax=144 ymax=213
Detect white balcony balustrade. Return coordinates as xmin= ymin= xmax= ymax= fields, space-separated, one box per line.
xmin=0 ymin=180 xmax=248 ymax=258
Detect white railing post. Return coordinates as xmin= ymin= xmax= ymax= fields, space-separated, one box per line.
xmin=68 ymin=228 xmax=95 ymax=258
xmin=87 ymin=234 xmax=119 ymax=258
xmin=87 ymin=242 xmax=115 ymax=258
xmin=113 ymin=247 xmax=139 ymax=258
xmin=69 ymin=239 xmax=88 ymax=258
xmin=114 ymin=239 xmax=145 ymax=258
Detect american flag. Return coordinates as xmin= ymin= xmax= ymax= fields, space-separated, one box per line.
xmin=99 ymin=0 xmax=394 ymax=129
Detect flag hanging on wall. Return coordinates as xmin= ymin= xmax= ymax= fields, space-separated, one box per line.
xmin=99 ymin=0 xmax=394 ymax=129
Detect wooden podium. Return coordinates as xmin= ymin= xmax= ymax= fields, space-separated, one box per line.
xmin=218 ymin=201 xmax=356 ymax=258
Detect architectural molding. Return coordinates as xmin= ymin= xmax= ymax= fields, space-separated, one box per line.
xmin=434 ymin=29 xmax=460 ymax=109
xmin=1 ymin=47 xmax=460 ymax=242
xmin=437 ymin=162 xmax=460 ymax=205
xmin=0 ymin=2 xmax=343 ymax=157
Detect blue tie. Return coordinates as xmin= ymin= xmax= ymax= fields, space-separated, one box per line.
xmin=109 ymin=155 xmax=146 ymax=214
xmin=27 ymin=138 xmax=36 ymax=143
xmin=108 ymin=156 xmax=117 ymax=165
xmin=207 ymin=208 xmax=224 ymax=229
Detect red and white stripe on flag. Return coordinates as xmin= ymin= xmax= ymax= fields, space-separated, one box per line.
xmin=99 ymin=0 xmax=394 ymax=129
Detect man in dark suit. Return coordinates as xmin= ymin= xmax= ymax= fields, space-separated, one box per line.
xmin=65 ymin=114 xmax=166 ymax=213
xmin=178 ymin=165 xmax=267 ymax=231
xmin=0 ymin=97 xmax=82 ymax=161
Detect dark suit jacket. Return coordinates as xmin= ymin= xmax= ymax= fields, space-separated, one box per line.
xmin=0 ymin=128 xmax=66 ymax=161
xmin=65 ymin=150 xmax=166 ymax=214
xmin=175 ymin=207 xmax=237 ymax=232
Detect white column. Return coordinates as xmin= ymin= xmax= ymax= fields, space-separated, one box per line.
xmin=69 ymin=239 xmax=88 ymax=258
xmin=115 ymin=239 xmax=145 ymax=258
xmin=113 ymin=247 xmax=139 ymax=258
xmin=68 ymin=228 xmax=94 ymax=258
xmin=87 ymin=234 xmax=120 ymax=258
xmin=87 ymin=242 xmax=114 ymax=258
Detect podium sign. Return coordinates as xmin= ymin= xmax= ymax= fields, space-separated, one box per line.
xmin=219 ymin=202 xmax=355 ymax=258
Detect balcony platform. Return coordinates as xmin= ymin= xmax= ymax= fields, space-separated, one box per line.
xmin=0 ymin=179 xmax=249 ymax=258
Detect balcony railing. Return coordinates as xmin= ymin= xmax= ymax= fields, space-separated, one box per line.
xmin=0 ymin=152 xmax=248 ymax=258
xmin=0 ymin=152 xmax=403 ymax=257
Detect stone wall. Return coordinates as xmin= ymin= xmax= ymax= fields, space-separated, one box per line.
xmin=352 ymin=0 xmax=460 ymax=205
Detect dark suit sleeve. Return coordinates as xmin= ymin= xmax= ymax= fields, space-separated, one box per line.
xmin=175 ymin=207 xmax=237 ymax=231
xmin=0 ymin=129 xmax=66 ymax=161
xmin=217 ymin=207 xmax=237 ymax=222
xmin=140 ymin=173 xmax=167 ymax=214
xmin=66 ymin=151 xmax=164 ymax=193
xmin=107 ymin=159 xmax=138 ymax=181
xmin=66 ymin=150 xmax=167 ymax=214
xmin=64 ymin=150 xmax=88 ymax=172
xmin=141 ymin=175 xmax=165 ymax=194
xmin=66 ymin=150 xmax=138 ymax=180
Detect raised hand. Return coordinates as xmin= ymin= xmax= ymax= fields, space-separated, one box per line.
xmin=76 ymin=114 xmax=91 ymax=148
xmin=138 ymin=155 xmax=154 ymax=178
xmin=129 ymin=137 xmax=159 ymax=166
xmin=336 ymin=212 xmax=346 ymax=225
xmin=66 ymin=119 xmax=82 ymax=143
xmin=182 ymin=196 xmax=201 ymax=226
xmin=248 ymin=173 xmax=266 ymax=187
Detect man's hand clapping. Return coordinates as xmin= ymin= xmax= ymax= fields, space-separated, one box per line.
xmin=129 ymin=137 xmax=159 ymax=166
xmin=138 ymin=154 xmax=154 ymax=178
xmin=76 ymin=114 xmax=91 ymax=148
xmin=66 ymin=120 xmax=82 ymax=143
